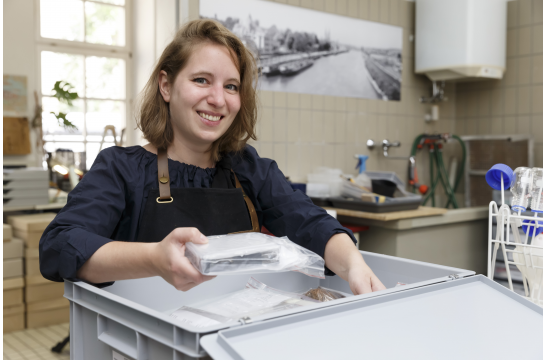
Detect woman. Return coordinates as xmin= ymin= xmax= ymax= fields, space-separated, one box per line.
xmin=39 ymin=19 xmax=385 ymax=295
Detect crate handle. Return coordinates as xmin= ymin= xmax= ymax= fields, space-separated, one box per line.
xmin=97 ymin=314 xmax=138 ymax=359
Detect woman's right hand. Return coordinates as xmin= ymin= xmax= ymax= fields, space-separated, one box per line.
xmin=152 ymin=228 xmax=216 ymax=291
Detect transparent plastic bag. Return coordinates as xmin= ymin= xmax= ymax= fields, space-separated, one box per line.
xmin=169 ymin=277 xmax=319 ymax=328
xmin=185 ymin=233 xmax=325 ymax=278
xmin=303 ymin=286 xmax=350 ymax=302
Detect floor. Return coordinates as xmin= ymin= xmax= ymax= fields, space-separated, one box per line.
xmin=3 ymin=323 xmax=70 ymax=360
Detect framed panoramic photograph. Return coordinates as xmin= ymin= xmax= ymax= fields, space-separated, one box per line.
xmin=200 ymin=0 xmax=403 ymax=100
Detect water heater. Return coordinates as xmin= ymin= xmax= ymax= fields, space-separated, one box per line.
xmin=415 ymin=0 xmax=508 ymax=81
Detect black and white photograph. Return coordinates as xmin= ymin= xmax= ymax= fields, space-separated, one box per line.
xmin=200 ymin=0 xmax=403 ymax=101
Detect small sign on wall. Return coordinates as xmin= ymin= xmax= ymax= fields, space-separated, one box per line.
xmin=3 ymin=75 xmax=28 ymax=114
xmin=3 ymin=117 xmax=31 ymax=155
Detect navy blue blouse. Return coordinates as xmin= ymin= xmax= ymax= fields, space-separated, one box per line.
xmin=39 ymin=145 xmax=356 ymax=283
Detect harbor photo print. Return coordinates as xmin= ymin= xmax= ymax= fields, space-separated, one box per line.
xmin=200 ymin=0 xmax=403 ymax=100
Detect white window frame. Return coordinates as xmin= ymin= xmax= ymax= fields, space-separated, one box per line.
xmin=35 ymin=0 xmax=132 ymax=166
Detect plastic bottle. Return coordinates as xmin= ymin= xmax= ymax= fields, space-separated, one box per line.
xmin=530 ymin=167 xmax=543 ymax=213
xmin=510 ymin=167 xmax=533 ymax=212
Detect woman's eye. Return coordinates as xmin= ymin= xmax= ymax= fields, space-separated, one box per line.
xmin=226 ymin=84 xmax=238 ymax=91
xmin=193 ymin=78 xmax=208 ymax=84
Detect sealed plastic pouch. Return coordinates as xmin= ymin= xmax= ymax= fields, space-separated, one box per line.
xmin=170 ymin=277 xmax=319 ymax=328
xmin=185 ymin=233 xmax=325 ymax=278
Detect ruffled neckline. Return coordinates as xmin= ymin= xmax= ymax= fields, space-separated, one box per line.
xmin=136 ymin=146 xmax=217 ymax=188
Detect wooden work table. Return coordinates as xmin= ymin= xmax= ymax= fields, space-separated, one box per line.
xmin=325 ymin=206 xmax=489 ymax=275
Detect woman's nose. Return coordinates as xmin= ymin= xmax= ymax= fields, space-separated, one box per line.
xmin=207 ymin=84 xmax=226 ymax=108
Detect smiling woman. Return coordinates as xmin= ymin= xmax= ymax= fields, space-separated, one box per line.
xmin=39 ymin=19 xmax=386 ymax=297
xmin=137 ymin=20 xmax=258 ymax=165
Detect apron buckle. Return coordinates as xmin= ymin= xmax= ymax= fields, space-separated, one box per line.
xmin=156 ymin=196 xmax=173 ymax=204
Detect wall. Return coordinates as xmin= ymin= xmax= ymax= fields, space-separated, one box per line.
xmin=3 ymin=0 xmax=39 ymax=166
xmin=186 ymin=0 xmax=458 ymax=192
xmin=455 ymin=0 xmax=543 ymax=168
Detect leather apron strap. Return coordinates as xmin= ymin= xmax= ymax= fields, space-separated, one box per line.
xmin=232 ymin=170 xmax=260 ymax=233
xmin=157 ymin=148 xmax=172 ymax=202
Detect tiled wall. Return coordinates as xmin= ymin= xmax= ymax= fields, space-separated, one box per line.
xmin=189 ymin=0 xmax=458 ymax=185
xmin=188 ymin=0 xmax=542 ymax=197
xmin=455 ymin=0 xmax=544 ymax=168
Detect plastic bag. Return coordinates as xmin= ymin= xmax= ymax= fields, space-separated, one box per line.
xmin=170 ymin=277 xmax=318 ymax=328
xmin=185 ymin=233 xmax=325 ymax=278
xmin=303 ymin=286 xmax=349 ymax=302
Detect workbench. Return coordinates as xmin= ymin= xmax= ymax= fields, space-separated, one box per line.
xmin=324 ymin=206 xmax=489 ymax=275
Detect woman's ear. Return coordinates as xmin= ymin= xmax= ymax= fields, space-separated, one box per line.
xmin=158 ymin=70 xmax=171 ymax=102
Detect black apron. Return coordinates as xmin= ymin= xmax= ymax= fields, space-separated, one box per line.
xmin=136 ymin=149 xmax=260 ymax=242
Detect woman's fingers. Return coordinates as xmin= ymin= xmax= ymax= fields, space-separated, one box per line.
xmin=171 ymin=227 xmax=208 ymax=245
xmin=371 ymin=275 xmax=387 ymax=292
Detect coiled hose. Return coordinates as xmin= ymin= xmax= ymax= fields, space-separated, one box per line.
xmin=410 ymin=134 xmax=466 ymax=209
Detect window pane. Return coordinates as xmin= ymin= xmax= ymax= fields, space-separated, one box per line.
xmin=85 ymin=2 xmax=125 ymax=46
xmin=94 ymin=0 xmax=125 ymax=5
xmin=44 ymin=141 xmax=85 ymax=153
xmin=40 ymin=0 xmax=84 ymax=42
xmin=42 ymin=97 xmax=84 ymax=135
xmin=41 ymin=51 xmax=85 ymax=97
xmin=86 ymin=142 xmax=115 ymax=170
xmin=86 ymin=57 xmax=126 ymax=99
xmin=86 ymin=100 xmax=125 ymax=140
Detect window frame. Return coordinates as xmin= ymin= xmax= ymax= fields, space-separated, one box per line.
xmin=35 ymin=0 xmax=133 ymax=168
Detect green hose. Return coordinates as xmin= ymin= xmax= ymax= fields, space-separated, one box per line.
xmin=436 ymin=150 xmax=459 ymax=208
xmin=410 ymin=134 xmax=466 ymax=209
xmin=445 ymin=135 xmax=466 ymax=208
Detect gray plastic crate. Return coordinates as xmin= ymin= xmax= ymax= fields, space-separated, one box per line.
xmin=66 ymin=251 xmax=474 ymax=360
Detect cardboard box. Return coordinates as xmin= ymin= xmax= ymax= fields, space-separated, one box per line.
xmin=4 ymin=288 xmax=23 ymax=307
xmin=3 ymin=238 xmax=24 ymax=259
xmin=25 ymin=247 xmax=41 ymax=276
xmin=3 ymin=224 xmax=12 ymax=242
xmin=13 ymin=229 xmax=42 ymax=248
xmin=4 ymin=276 xmax=24 ymax=290
xmin=26 ymin=299 xmax=69 ymax=328
xmin=4 ymin=304 xmax=25 ymax=333
xmin=25 ymin=280 xmax=65 ymax=303
xmin=8 ymin=213 xmax=56 ymax=232
xmin=3 ymin=258 xmax=23 ymax=278
xmin=25 ymin=248 xmax=39 ymax=259
xmin=4 ymin=276 xmax=24 ymax=307
xmin=25 ymin=257 xmax=41 ymax=277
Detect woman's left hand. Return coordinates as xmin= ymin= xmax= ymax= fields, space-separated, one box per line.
xmin=324 ymin=233 xmax=386 ymax=295
xmin=346 ymin=260 xmax=386 ymax=295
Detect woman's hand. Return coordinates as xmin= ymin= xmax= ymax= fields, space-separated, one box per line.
xmin=346 ymin=259 xmax=386 ymax=295
xmin=152 ymin=228 xmax=216 ymax=291
xmin=324 ymin=233 xmax=386 ymax=295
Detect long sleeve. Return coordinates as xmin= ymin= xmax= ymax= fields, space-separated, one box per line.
xmin=232 ymin=146 xmax=356 ymax=274
xmin=39 ymin=148 xmax=129 ymax=283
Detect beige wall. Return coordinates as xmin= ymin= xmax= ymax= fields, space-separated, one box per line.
xmin=3 ymin=0 xmax=40 ymax=166
xmin=188 ymin=0 xmax=458 ymax=186
xmin=455 ymin=0 xmax=543 ymax=168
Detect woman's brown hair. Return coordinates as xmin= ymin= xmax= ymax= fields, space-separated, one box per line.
xmin=137 ymin=19 xmax=258 ymax=161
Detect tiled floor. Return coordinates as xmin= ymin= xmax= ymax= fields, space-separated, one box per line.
xmin=3 ymin=323 xmax=70 ymax=360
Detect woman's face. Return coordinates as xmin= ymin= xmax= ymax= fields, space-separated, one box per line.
xmin=160 ymin=43 xmax=241 ymax=148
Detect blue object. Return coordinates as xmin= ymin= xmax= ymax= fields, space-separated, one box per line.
xmin=522 ymin=219 xmax=543 ymax=235
xmin=355 ymin=155 xmax=369 ymax=174
xmin=39 ymin=145 xmax=356 ymax=284
xmin=486 ymin=164 xmax=514 ymax=190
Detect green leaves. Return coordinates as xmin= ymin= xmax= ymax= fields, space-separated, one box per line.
xmin=51 ymin=81 xmax=79 ymax=130
xmin=50 ymin=112 xmax=77 ymax=131
xmin=52 ymin=81 xmax=79 ymax=106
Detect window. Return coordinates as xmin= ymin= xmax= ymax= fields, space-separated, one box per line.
xmin=38 ymin=0 xmax=130 ymax=170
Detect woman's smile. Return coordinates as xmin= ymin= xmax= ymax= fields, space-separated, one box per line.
xmin=196 ymin=110 xmax=224 ymax=127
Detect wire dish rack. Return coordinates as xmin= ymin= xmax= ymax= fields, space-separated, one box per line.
xmin=487 ymin=165 xmax=543 ymax=307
